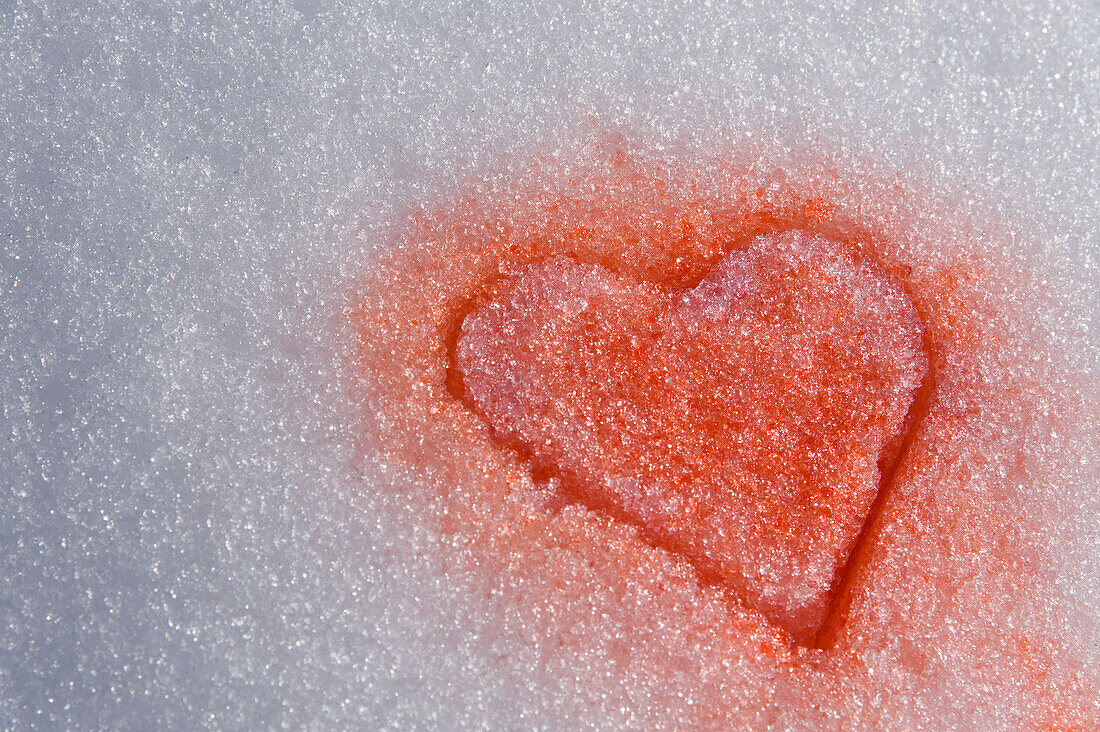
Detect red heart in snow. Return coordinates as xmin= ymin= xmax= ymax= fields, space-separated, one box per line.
xmin=456 ymin=231 xmax=927 ymax=644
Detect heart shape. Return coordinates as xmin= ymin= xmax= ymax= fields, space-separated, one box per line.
xmin=456 ymin=231 xmax=927 ymax=643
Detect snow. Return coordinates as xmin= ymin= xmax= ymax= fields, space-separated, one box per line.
xmin=2 ymin=1 xmax=1097 ymax=728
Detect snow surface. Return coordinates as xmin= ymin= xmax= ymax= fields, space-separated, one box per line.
xmin=2 ymin=0 xmax=1097 ymax=728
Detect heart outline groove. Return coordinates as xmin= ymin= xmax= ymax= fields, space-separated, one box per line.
xmin=443 ymin=224 xmax=936 ymax=650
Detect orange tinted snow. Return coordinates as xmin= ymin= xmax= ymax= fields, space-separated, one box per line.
xmin=456 ymin=234 xmax=926 ymax=645
xmin=348 ymin=131 xmax=1097 ymax=726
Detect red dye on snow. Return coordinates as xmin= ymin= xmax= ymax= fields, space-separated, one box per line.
xmin=348 ymin=129 xmax=1098 ymax=726
xmin=455 ymin=233 xmax=927 ymax=645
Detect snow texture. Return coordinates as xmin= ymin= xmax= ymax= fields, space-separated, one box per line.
xmin=2 ymin=0 xmax=1097 ymax=728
